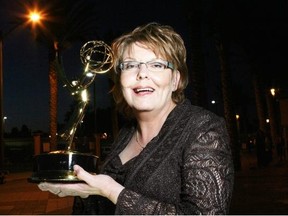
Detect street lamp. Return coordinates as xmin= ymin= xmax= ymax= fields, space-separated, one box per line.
xmin=270 ymin=88 xmax=276 ymax=97
xmin=29 ymin=12 xmax=41 ymax=22
xmin=0 ymin=10 xmax=42 ymax=169
xmin=235 ymin=114 xmax=240 ymax=136
xmin=2 ymin=116 xmax=7 ymax=136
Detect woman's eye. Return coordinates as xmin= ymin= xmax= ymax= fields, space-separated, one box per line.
xmin=150 ymin=62 xmax=164 ymax=69
xmin=125 ymin=63 xmax=138 ymax=70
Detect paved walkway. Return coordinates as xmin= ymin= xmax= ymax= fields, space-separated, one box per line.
xmin=0 ymin=172 xmax=74 ymax=214
xmin=0 ymin=151 xmax=287 ymax=214
xmin=229 ymin=151 xmax=288 ymax=214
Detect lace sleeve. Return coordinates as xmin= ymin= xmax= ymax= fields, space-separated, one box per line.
xmin=115 ymin=118 xmax=234 ymax=215
xmin=116 ymin=188 xmax=180 ymax=215
xmin=181 ymin=118 xmax=234 ymax=214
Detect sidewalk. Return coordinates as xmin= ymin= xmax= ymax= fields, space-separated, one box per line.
xmin=0 ymin=172 xmax=74 ymax=214
xmin=229 ymin=151 xmax=288 ymax=214
xmin=0 ymin=151 xmax=287 ymax=215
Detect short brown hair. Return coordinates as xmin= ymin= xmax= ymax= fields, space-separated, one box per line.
xmin=111 ymin=22 xmax=188 ymax=119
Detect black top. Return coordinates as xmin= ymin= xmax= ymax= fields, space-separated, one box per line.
xmin=72 ymin=99 xmax=234 ymax=215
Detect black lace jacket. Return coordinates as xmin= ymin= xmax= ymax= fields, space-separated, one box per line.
xmin=73 ymin=99 xmax=234 ymax=215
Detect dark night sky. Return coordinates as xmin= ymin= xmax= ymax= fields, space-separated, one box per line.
xmin=1 ymin=0 xmax=287 ymax=133
xmin=0 ymin=0 xmax=189 ymax=133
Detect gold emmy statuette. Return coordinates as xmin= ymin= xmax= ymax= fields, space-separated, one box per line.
xmin=28 ymin=41 xmax=113 ymax=182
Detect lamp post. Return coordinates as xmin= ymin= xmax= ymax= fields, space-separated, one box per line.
xmin=0 ymin=30 xmax=5 ymax=170
xmin=0 ymin=11 xmax=42 ymax=170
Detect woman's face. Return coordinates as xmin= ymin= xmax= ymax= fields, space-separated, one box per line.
xmin=120 ymin=42 xmax=180 ymax=115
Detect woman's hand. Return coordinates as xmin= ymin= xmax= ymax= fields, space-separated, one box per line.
xmin=38 ymin=164 xmax=124 ymax=204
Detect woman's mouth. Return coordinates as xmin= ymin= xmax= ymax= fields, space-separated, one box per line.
xmin=134 ymin=87 xmax=154 ymax=93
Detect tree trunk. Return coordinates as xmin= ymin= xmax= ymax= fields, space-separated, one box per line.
xmin=0 ymin=32 xmax=4 ymax=169
xmin=216 ymin=38 xmax=241 ymax=171
xmin=266 ymin=90 xmax=278 ymax=151
xmin=252 ymin=73 xmax=267 ymax=133
xmin=182 ymin=0 xmax=207 ymax=107
xmin=49 ymin=47 xmax=58 ymax=151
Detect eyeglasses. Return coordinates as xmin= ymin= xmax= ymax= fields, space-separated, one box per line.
xmin=118 ymin=59 xmax=174 ymax=74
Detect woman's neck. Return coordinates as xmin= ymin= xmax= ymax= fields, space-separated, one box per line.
xmin=135 ymin=102 xmax=176 ymax=146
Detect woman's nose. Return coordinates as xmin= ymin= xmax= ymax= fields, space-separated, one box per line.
xmin=136 ymin=64 xmax=149 ymax=79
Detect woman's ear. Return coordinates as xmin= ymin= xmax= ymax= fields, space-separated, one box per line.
xmin=172 ymin=70 xmax=180 ymax=91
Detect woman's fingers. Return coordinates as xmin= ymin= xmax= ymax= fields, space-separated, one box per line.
xmin=38 ymin=182 xmax=89 ymax=198
xmin=58 ymin=184 xmax=89 ymax=198
xmin=38 ymin=182 xmax=61 ymax=195
xmin=73 ymin=164 xmax=95 ymax=185
xmin=37 ymin=165 xmax=98 ymax=198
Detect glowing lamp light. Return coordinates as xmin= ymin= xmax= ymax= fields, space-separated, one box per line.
xmin=29 ymin=12 xmax=41 ymax=22
xmin=270 ymin=88 xmax=276 ymax=97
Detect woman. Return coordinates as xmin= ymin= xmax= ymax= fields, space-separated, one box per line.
xmin=39 ymin=22 xmax=234 ymax=214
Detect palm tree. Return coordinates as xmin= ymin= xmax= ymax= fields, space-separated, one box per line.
xmin=48 ymin=43 xmax=58 ymax=150
xmin=215 ymin=36 xmax=241 ymax=171
xmin=266 ymin=89 xmax=278 ymax=151
xmin=181 ymin=0 xmax=241 ymax=170
xmin=207 ymin=0 xmax=242 ymax=169
xmin=181 ymin=0 xmax=208 ymax=108
xmin=252 ymin=69 xmax=267 ymax=133
xmin=31 ymin=0 xmax=99 ymax=150
xmin=203 ymin=0 xmax=242 ymax=170
xmin=230 ymin=0 xmax=285 ymax=139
